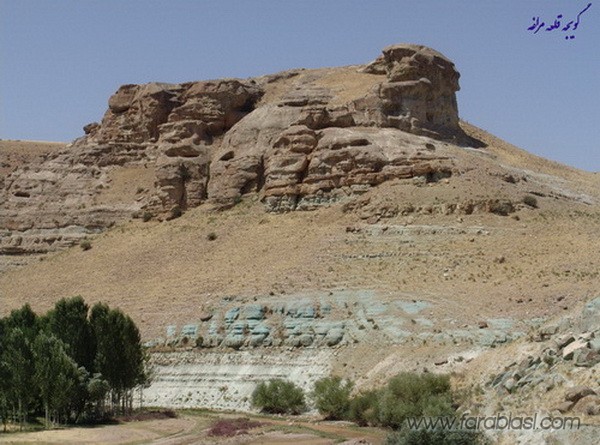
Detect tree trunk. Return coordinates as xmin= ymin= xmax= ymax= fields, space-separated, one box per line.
xmin=18 ymin=398 xmax=22 ymax=431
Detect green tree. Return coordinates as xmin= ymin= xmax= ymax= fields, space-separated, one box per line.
xmin=86 ymin=374 xmax=110 ymax=421
xmin=90 ymin=303 xmax=146 ymax=414
xmin=251 ymin=379 xmax=306 ymax=415
xmin=46 ymin=296 xmax=96 ymax=372
xmin=0 ymin=390 xmax=8 ymax=432
xmin=33 ymin=333 xmax=78 ymax=427
xmin=3 ymin=328 xmax=36 ymax=430
xmin=44 ymin=297 xmax=97 ymax=422
xmin=4 ymin=304 xmax=39 ymax=341
xmin=0 ymin=299 xmax=147 ymax=426
xmin=312 ymin=376 xmax=354 ymax=420
xmin=0 ymin=318 xmax=9 ymax=432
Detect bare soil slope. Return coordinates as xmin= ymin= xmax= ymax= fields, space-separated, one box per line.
xmin=1 ymin=127 xmax=598 ymax=341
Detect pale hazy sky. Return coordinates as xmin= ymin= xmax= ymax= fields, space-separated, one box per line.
xmin=1 ymin=1 xmax=598 ymax=171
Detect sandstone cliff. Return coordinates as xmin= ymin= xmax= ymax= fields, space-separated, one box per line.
xmin=1 ymin=44 xmax=483 ymax=258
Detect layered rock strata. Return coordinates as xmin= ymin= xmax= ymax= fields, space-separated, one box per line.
xmin=1 ymin=44 xmax=477 ymax=255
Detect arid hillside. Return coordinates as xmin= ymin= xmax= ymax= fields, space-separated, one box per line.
xmin=1 ymin=120 xmax=599 ymax=337
xmin=1 ymin=44 xmax=599 ymax=438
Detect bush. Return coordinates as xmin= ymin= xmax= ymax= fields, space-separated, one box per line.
xmin=80 ymin=240 xmax=92 ymax=251
xmin=347 ymin=372 xmax=454 ymax=429
xmin=208 ymin=417 xmax=262 ymax=437
xmin=207 ymin=232 xmax=217 ymax=241
xmin=523 ymin=195 xmax=538 ymax=208
xmin=348 ymin=389 xmax=380 ymax=426
xmin=169 ymin=207 xmax=182 ymax=219
xmin=378 ymin=372 xmax=454 ymax=429
xmin=312 ymin=376 xmax=354 ymax=420
xmin=251 ymin=379 xmax=306 ymax=415
xmin=385 ymin=429 xmax=489 ymax=445
xmin=488 ymin=200 xmax=514 ymax=216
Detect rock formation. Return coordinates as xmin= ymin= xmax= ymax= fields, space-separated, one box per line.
xmin=0 ymin=43 xmax=480 ymax=256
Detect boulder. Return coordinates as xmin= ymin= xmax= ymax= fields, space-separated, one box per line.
xmin=224 ymin=307 xmax=240 ymax=324
xmin=199 ymin=312 xmax=213 ymax=322
xmin=243 ymin=304 xmax=265 ymax=320
xmin=563 ymin=339 xmax=589 ymax=360
xmin=249 ymin=335 xmax=267 ymax=347
xmin=573 ymin=395 xmax=600 ymax=416
xmin=556 ymin=401 xmax=575 ymax=413
xmin=574 ymin=348 xmax=600 ymax=367
xmin=564 ymin=386 xmax=596 ymax=403
xmin=579 ymin=297 xmax=600 ymax=331
xmin=556 ymin=334 xmax=575 ymax=349
xmin=299 ymin=334 xmax=314 ymax=347
xmin=503 ymin=378 xmax=517 ymax=393
xmin=325 ymin=328 xmax=344 ymax=346
xmin=224 ymin=334 xmax=245 ymax=349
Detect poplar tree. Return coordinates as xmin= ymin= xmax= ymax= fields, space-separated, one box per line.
xmin=46 ymin=296 xmax=95 ymax=372
xmin=90 ymin=303 xmax=146 ymax=414
xmin=33 ymin=333 xmax=78 ymax=426
xmin=4 ymin=329 xmax=35 ymax=430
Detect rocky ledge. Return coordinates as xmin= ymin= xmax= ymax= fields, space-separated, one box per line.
xmin=0 ymin=44 xmax=482 ymax=256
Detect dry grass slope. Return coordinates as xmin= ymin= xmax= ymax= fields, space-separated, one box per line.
xmin=1 ymin=131 xmax=599 ymax=343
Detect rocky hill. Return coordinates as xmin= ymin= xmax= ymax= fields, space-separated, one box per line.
xmin=1 ymin=44 xmax=599 ymax=443
xmin=1 ymin=44 xmax=485 ymax=259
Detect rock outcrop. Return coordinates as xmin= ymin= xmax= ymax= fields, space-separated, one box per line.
xmin=0 ymin=43 xmax=480 ymax=256
xmin=487 ymin=297 xmax=600 ymax=416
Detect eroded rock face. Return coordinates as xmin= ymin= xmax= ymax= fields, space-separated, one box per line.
xmin=207 ymin=44 xmax=465 ymax=210
xmin=0 ymin=44 xmax=474 ymax=255
xmin=361 ymin=44 xmax=461 ymax=137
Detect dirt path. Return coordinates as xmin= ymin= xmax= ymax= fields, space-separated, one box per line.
xmin=0 ymin=413 xmax=387 ymax=445
xmin=0 ymin=417 xmax=197 ymax=445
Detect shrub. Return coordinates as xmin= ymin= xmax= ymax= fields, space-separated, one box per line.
xmin=251 ymin=379 xmax=306 ymax=415
xmin=523 ymin=195 xmax=538 ymax=208
xmin=312 ymin=376 xmax=354 ymax=420
xmin=348 ymin=389 xmax=380 ymax=426
xmin=80 ymin=240 xmax=92 ymax=251
xmin=207 ymin=232 xmax=217 ymax=241
xmin=179 ymin=165 xmax=191 ymax=182
xmin=488 ymin=200 xmax=514 ymax=216
xmin=169 ymin=207 xmax=182 ymax=219
xmin=378 ymin=372 xmax=454 ymax=429
xmin=142 ymin=211 xmax=152 ymax=222
xmin=208 ymin=417 xmax=262 ymax=437
xmin=347 ymin=372 xmax=454 ymax=429
xmin=385 ymin=429 xmax=489 ymax=445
